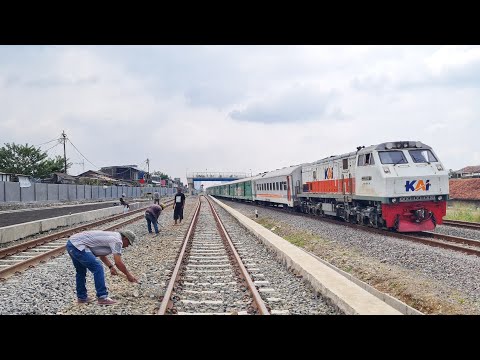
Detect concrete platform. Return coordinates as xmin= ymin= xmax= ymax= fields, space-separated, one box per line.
xmin=0 ymin=201 xmax=145 ymax=244
xmin=210 ymin=196 xmax=420 ymax=315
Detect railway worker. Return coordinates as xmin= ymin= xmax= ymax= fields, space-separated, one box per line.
xmin=120 ymin=193 xmax=129 ymax=213
xmin=145 ymin=203 xmax=165 ymax=234
xmin=66 ymin=229 xmax=138 ymax=305
xmin=173 ymin=187 xmax=186 ymax=225
xmin=153 ymin=191 xmax=160 ymax=205
xmin=255 ymin=209 xmax=258 ymax=219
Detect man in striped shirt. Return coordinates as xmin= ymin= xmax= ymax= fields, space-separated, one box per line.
xmin=66 ymin=230 xmax=138 ymax=305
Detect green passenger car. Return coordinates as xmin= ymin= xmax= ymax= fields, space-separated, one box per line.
xmin=206 ymin=178 xmax=254 ymax=202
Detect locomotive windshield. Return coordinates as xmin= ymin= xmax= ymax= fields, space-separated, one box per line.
xmin=378 ymin=151 xmax=408 ymax=164
xmin=409 ymin=149 xmax=438 ymax=163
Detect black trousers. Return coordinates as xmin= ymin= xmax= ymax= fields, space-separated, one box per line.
xmin=174 ymin=206 xmax=183 ymax=220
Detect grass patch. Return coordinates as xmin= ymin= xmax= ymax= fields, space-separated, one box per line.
xmin=445 ymin=203 xmax=480 ymax=223
xmin=256 ymin=218 xmax=319 ymax=248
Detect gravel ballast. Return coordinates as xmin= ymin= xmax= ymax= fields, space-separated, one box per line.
xmin=217 ymin=199 xmax=480 ymax=314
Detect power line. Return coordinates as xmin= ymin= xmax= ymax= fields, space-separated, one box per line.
xmin=35 ymin=137 xmax=61 ymax=147
xmin=67 ymin=138 xmax=98 ymax=169
xmin=44 ymin=141 xmax=62 ymax=154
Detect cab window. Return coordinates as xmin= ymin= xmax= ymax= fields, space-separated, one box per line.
xmin=357 ymin=153 xmax=375 ymax=166
xmin=379 ymin=151 xmax=408 ymax=164
xmin=409 ymin=149 xmax=438 ymax=163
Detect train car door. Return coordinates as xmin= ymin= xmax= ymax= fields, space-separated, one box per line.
xmin=341 ymin=158 xmax=349 ymax=194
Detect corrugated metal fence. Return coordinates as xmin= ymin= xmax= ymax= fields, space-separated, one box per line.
xmin=0 ymin=182 xmax=176 ymax=203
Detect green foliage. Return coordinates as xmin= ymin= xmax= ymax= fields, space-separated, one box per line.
xmin=0 ymin=142 xmax=71 ymax=178
xmin=152 ymin=170 xmax=170 ymax=180
xmin=445 ymin=203 xmax=480 ymax=223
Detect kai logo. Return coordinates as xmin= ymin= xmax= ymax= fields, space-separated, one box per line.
xmin=405 ymin=180 xmax=431 ymax=192
xmin=324 ymin=167 xmax=333 ymax=180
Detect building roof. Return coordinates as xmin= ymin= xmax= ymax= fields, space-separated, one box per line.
xmin=0 ymin=171 xmax=33 ymax=177
xmin=455 ymin=165 xmax=480 ymax=174
xmin=100 ymin=165 xmax=139 ymax=170
xmin=77 ymin=170 xmax=119 ymax=182
xmin=449 ymin=178 xmax=480 ymax=200
xmin=52 ymin=172 xmax=77 ymax=181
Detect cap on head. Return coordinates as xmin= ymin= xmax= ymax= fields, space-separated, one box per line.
xmin=120 ymin=230 xmax=136 ymax=246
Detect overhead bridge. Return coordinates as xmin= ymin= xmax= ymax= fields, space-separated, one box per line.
xmin=186 ymin=172 xmax=249 ymax=194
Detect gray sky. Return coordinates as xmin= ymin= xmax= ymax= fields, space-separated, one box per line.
xmin=1 ymin=45 xmax=478 ymax=186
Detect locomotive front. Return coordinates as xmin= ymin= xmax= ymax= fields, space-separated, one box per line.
xmin=371 ymin=141 xmax=449 ymax=231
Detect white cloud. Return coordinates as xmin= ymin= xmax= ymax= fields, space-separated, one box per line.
xmin=425 ymin=45 xmax=480 ymax=74
xmin=1 ymin=45 xmax=480 ymax=185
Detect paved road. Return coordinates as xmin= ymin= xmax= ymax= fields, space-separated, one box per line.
xmin=0 ymin=202 xmax=122 ymax=227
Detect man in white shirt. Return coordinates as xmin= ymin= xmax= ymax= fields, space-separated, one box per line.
xmin=66 ymin=229 xmax=138 ymax=305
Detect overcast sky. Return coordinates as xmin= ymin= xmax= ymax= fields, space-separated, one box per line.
xmin=1 ymin=45 xmax=478 ymax=187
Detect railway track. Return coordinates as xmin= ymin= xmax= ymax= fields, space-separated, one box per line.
xmin=442 ymin=219 xmax=480 ymax=231
xmin=394 ymin=231 xmax=480 ymax=256
xmin=217 ymin=198 xmax=480 ymax=258
xmin=158 ymin=195 xmax=269 ymax=315
xmin=0 ymin=201 xmax=174 ymax=280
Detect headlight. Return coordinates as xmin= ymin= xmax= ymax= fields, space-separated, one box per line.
xmin=383 ymin=166 xmax=391 ymax=174
xmin=391 ymin=198 xmax=397 ymax=203
xmin=436 ymin=164 xmax=444 ymax=171
xmin=438 ymin=196 xmax=443 ymax=200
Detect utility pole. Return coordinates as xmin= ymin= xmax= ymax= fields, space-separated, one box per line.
xmin=62 ymin=130 xmax=67 ymax=174
xmin=146 ymin=158 xmax=150 ymax=185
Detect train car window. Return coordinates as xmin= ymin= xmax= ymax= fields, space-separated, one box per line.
xmin=365 ymin=153 xmax=375 ymax=165
xmin=313 ymin=170 xmax=317 ymax=180
xmin=357 ymin=154 xmax=365 ymax=166
xmin=343 ymin=159 xmax=348 ymax=169
xmin=409 ymin=149 xmax=438 ymax=163
xmin=379 ymin=151 xmax=408 ymax=164
xmin=283 ymin=181 xmax=287 ymax=190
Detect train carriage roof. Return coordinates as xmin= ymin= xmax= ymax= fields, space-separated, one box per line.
xmin=215 ymin=165 xmax=302 ymax=186
xmin=252 ymin=165 xmax=302 ymax=181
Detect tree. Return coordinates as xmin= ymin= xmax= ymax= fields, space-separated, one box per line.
xmin=0 ymin=142 xmax=72 ymax=178
xmin=152 ymin=170 xmax=170 ymax=180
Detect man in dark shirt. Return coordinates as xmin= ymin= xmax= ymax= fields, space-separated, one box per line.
xmin=145 ymin=203 xmax=164 ymax=234
xmin=120 ymin=193 xmax=130 ymax=212
xmin=173 ymin=187 xmax=186 ymax=225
